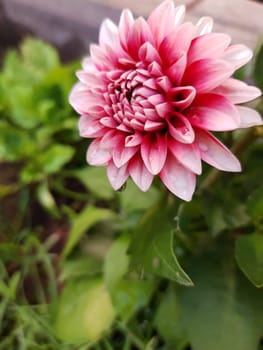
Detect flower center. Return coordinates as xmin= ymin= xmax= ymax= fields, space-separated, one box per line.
xmin=105 ymin=67 xmax=196 ymax=134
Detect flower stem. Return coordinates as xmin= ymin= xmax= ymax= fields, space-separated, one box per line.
xmin=198 ymin=128 xmax=256 ymax=194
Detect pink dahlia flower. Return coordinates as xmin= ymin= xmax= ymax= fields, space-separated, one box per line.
xmin=70 ymin=0 xmax=262 ymax=201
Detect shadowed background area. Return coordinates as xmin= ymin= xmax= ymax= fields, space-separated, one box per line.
xmin=1 ymin=0 xmax=263 ymax=62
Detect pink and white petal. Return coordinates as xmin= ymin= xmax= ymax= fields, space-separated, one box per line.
xmin=160 ymin=152 xmax=196 ymax=201
xmin=70 ymin=89 xmax=104 ymax=115
xmin=119 ymin=9 xmax=134 ymax=50
xmin=188 ymin=33 xmax=231 ymax=65
xmin=223 ymin=44 xmax=252 ymax=69
xmin=81 ymin=57 xmax=97 ymax=72
xmin=100 ymin=130 xmax=124 ymax=149
xmin=168 ymin=86 xmax=196 ymax=110
xmin=213 ymin=78 xmax=262 ymax=104
xmin=125 ymin=133 xmax=144 ymax=147
xmin=107 ymin=161 xmax=129 ymax=190
xmin=183 ymin=58 xmax=234 ymax=93
xmin=113 ymin=144 xmax=139 ymax=168
xmin=78 ymin=115 xmax=107 ymax=138
xmin=168 ymin=137 xmax=202 ymax=175
xmin=237 ymin=106 xmax=263 ymax=128
xmin=195 ymin=129 xmax=241 ymax=172
xmin=148 ymin=0 xmax=177 ymax=46
xmin=141 ymin=133 xmax=167 ymax=175
xmin=90 ymin=44 xmax=112 ymax=70
xmin=138 ymin=42 xmax=162 ymax=64
xmin=187 ymin=93 xmax=240 ymax=131
xmin=166 ymin=52 xmax=187 ymax=85
xmin=160 ymin=23 xmax=195 ymax=66
xmin=87 ymin=139 xmax=112 ymax=166
xmin=127 ymin=17 xmax=153 ymax=59
xmin=99 ymin=19 xmax=119 ymax=47
xmin=168 ymin=113 xmax=195 ymax=144
xmin=195 ymin=17 xmax=213 ymax=36
xmin=128 ymin=154 xmax=154 ymax=191
xmin=76 ymin=71 xmax=104 ymax=88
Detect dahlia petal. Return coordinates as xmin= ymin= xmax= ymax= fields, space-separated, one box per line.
xmin=188 ymin=33 xmax=231 ymax=65
xmin=141 ymin=133 xmax=167 ymax=175
xmin=187 ymin=93 xmax=240 ymax=131
xmin=169 ymin=86 xmax=196 ymax=110
xmin=168 ymin=138 xmax=202 ymax=175
xmin=144 ymin=120 xmax=165 ymax=131
xmin=213 ymin=78 xmax=262 ymax=104
xmin=87 ymin=139 xmax=111 ymax=166
xmin=90 ymin=44 xmax=111 ymax=70
xmin=160 ymin=152 xmax=196 ymax=201
xmin=195 ymin=16 xmax=213 ymax=36
xmin=155 ymin=102 xmax=171 ymax=118
xmin=100 ymin=129 xmax=121 ymax=148
xmin=138 ymin=42 xmax=161 ymax=64
xmin=160 ymin=23 xmax=195 ymax=66
xmin=70 ymin=89 xmax=104 ymax=115
xmin=168 ymin=114 xmax=195 ymax=144
xmin=148 ymin=0 xmax=177 ymax=46
xmin=195 ymin=129 xmax=241 ymax=172
xmin=130 ymin=118 xmax=144 ymax=131
xmin=76 ymin=71 xmax=102 ymax=87
xmin=128 ymin=154 xmax=154 ymax=191
xmin=99 ymin=19 xmax=118 ymax=47
xmin=127 ymin=17 xmax=153 ymax=58
xmin=113 ymin=144 xmax=139 ymax=168
xmin=166 ymin=52 xmax=187 ymax=85
xmin=107 ymin=161 xmax=129 ymax=190
xmin=125 ymin=133 xmax=144 ymax=147
xmin=156 ymin=76 xmax=173 ymax=91
xmin=148 ymin=61 xmax=163 ymax=76
xmin=81 ymin=57 xmax=96 ymax=72
xmin=148 ymin=94 xmax=165 ymax=105
xmin=183 ymin=58 xmax=234 ymax=93
xmin=174 ymin=5 xmax=186 ymax=26
xmin=223 ymin=44 xmax=252 ymax=70
xmin=119 ymin=9 xmax=134 ymax=50
xmin=237 ymin=106 xmax=263 ymax=128
xmin=100 ymin=117 xmax=117 ymax=128
xmin=143 ymin=78 xmax=158 ymax=90
xmin=78 ymin=115 xmax=106 ymax=138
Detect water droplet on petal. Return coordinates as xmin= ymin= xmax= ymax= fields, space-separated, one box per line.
xmin=198 ymin=142 xmax=209 ymax=152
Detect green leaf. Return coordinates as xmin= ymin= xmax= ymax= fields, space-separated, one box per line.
xmin=74 ymin=167 xmax=114 ymax=200
xmin=60 ymin=257 xmax=102 ymax=282
xmin=253 ymin=34 xmax=263 ymax=90
xmin=247 ymin=185 xmax=263 ymax=222
xmin=112 ymin=280 xmax=155 ymax=322
xmin=118 ymin=179 xmax=161 ymax=213
xmin=174 ymin=253 xmax=263 ymax=350
xmin=38 ymin=144 xmax=75 ymax=174
xmin=104 ymin=235 xmax=130 ymax=290
xmin=21 ymin=38 xmax=59 ymax=78
xmin=155 ymin=285 xmax=186 ymax=345
xmin=129 ymin=201 xmax=193 ymax=286
xmin=36 ymin=182 xmax=60 ymax=218
xmin=235 ymin=233 xmax=263 ymax=287
xmin=0 ymin=121 xmax=34 ymax=161
xmin=202 ymin=192 xmax=250 ymax=236
xmin=54 ymin=278 xmax=115 ymax=342
xmin=178 ymin=199 xmax=206 ymax=234
xmin=62 ymin=205 xmax=115 ymax=258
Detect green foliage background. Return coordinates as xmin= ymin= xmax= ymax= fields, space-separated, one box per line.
xmin=0 ymin=37 xmax=263 ymax=350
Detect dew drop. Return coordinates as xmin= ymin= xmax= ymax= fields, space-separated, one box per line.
xmin=198 ymin=142 xmax=209 ymax=152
